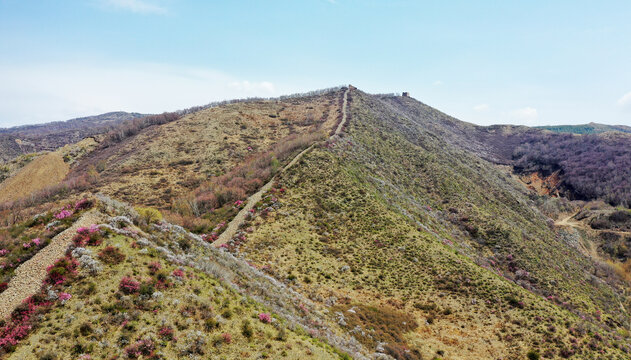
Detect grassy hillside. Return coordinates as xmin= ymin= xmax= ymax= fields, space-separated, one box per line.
xmin=68 ymin=91 xmax=343 ymax=208
xmin=225 ymin=90 xmax=630 ymax=359
xmin=0 ymin=196 xmax=356 ymax=359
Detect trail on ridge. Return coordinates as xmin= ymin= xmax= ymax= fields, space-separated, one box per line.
xmin=0 ymin=210 xmax=104 ymax=319
xmin=213 ymin=87 xmax=349 ymax=247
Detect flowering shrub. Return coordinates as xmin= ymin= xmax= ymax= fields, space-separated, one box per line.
xmin=74 ymin=198 xmax=93 ymax=211
xmin=58 ymin=292 xmax=72 ymax=303
xmin=234 ymin=200 xmax=244 ymax=207
xmin=72 ymin=225 xmax=102 ymax=247
xmin=258 ymin=312 xmax=272 ymax=323
xmin=54 ymin=209 xmax=72 ymax=220
xmin=148 ymin=262 xmax=162 ymax=274
xmin=98 ymin=246 xmax=126 ymax=264
xmin=119 ymin=276 xmax=141 ymax=294
xmin=172 ymin=269 xmax=185 ymax=278
xmin=125 ymin=338 xmax=156 ymax=359
xmin=0 ymin=293 xmax=53 ymax=350
xmin=45 ymin=256 xmax=78 ymax=286
xmin=0 ymin=249 xmax=8 ymax=256
xmin=158 ymin=326 xmax=175 ymax=341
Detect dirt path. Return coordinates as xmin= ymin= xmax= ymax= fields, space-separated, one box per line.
xmin=555 ymin=211 xmax=631 ymax=236
xmin=213 ymin=88 xmax=350 ymax=248
xmin=0 ymin=210 xmax=104 ymax=319
xmin=555 ymin=211 xmax=581 ymax=228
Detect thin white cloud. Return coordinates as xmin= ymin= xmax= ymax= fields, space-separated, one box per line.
xmin=618 ymin=91 xmax=631 ymax=108
xmin=511 ymin=107 xmax=538 ymax=124
xmin=229 ymin=81 xmax=275 ymax=93
xmin=432 ymin=80 xmax=443 ymax=86
xmin=473 ymin=104 xmax=489 ymax=112
xmin=0 ymin=62 xmax=278 ymax=127
xmin=102 ymin=0 xmax=167 ymax=14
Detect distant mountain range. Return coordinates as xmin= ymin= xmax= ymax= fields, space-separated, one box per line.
xmin=0 ymin=112 xmax=146 ymax=161
xmin=536 ymin=122 xmax=631 ymax=134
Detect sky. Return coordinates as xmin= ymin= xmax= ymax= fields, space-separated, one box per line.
xmin=1 ymin=0 xmax=630 ymax=127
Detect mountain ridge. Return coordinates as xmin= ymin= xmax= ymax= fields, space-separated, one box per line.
xmin=0 ymin=87 xmax=630 ymax=359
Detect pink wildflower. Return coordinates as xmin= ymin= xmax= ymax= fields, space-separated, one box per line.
xmin=32 ymin=238 xmax=41 ymax=246
xmin=172 ymin=269 xmax=185 ymax=278
xmin=119 ymin=276 xmax=140 ymax=294
xmin=258 ymin=312 xmax=272 ymax=323
xmin=59 ymin=292 xmax=72 ymax=302
xmin=22 ymin=242 xmax=32 ymax=249
xmin=221 ymin=333 xmax=232 ymax=343
xmin=148 ymin=262 xmax=162 ymax=274
xmin=74 ymin=198 xmax=93 ymax=210
xmin=55 ymin=209 xmax=72 ymax=219
xmin=0 ymin=249 xmax=8 ymax=256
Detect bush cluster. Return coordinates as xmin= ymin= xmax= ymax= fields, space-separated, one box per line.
xmin=513 ymin=133 xmax=631 ymax=206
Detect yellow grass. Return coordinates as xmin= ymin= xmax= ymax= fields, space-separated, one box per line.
xmin=0 ymin=152 xmax=69 ymax=203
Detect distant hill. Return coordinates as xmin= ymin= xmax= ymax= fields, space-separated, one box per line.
xmin=0 ymin=112 xmax=145 ymax=161
xmin=536 ymin=122 xmax=631 ymax=134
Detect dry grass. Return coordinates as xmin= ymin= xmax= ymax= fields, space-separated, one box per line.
xmin=69 ymin=91 xmax=342 ymax=208
xmin=0 ymin=153 xmax=69 ymax=203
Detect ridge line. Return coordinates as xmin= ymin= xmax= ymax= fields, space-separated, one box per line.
xmin=213 ymin=87 xmax=350 ymax=248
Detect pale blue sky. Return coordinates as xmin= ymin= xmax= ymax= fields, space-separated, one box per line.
xmin=1 ymin=0 xmax=630 ymax=127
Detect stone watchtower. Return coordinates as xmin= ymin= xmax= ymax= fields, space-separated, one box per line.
xmin=402 ymin=92 xmax=410 ymax=97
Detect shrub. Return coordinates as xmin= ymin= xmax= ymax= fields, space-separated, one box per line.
xmin=74 ymin=198 xmax=93 ymax=211
xmin=78 ymin=322 xmax=92 ymax=336
xmin=275 ymin=327 xmax=287 ymax=341
xmin=135 ymin=207 xmax=163 ymax=225
xmin=54 ymin=209 xmax=72 ymax=220
xmin=527 ymin=350 xmax=540 ymax=360
xmin=45 ymin=257 xmax=78 ymax=286
xmin=72 ymin=225 xmax=102 ymax=247
xmin=119 ymin=277 xmax=140 ymax=295
xmin=221 ymin=333 xmax=232 ymax=344
xmin=172 ymin=269 xmax=185 ymax=278
xmin=139 ymin=282 xmax=155 ymax=296
xmin=125 ymin=338 xmax=155 ymax=359
xmin=148 ymin=262 xmax=162 ymax=274
xmin=98 ymin=246 xmax=125 ymax=264
xmin=241 ymin=320 xmax=253 ymax=338
xmin=258 ymin=313 xmax=271 ymax=323
xmin=158 ymin=326 xmax=174 ymax=341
